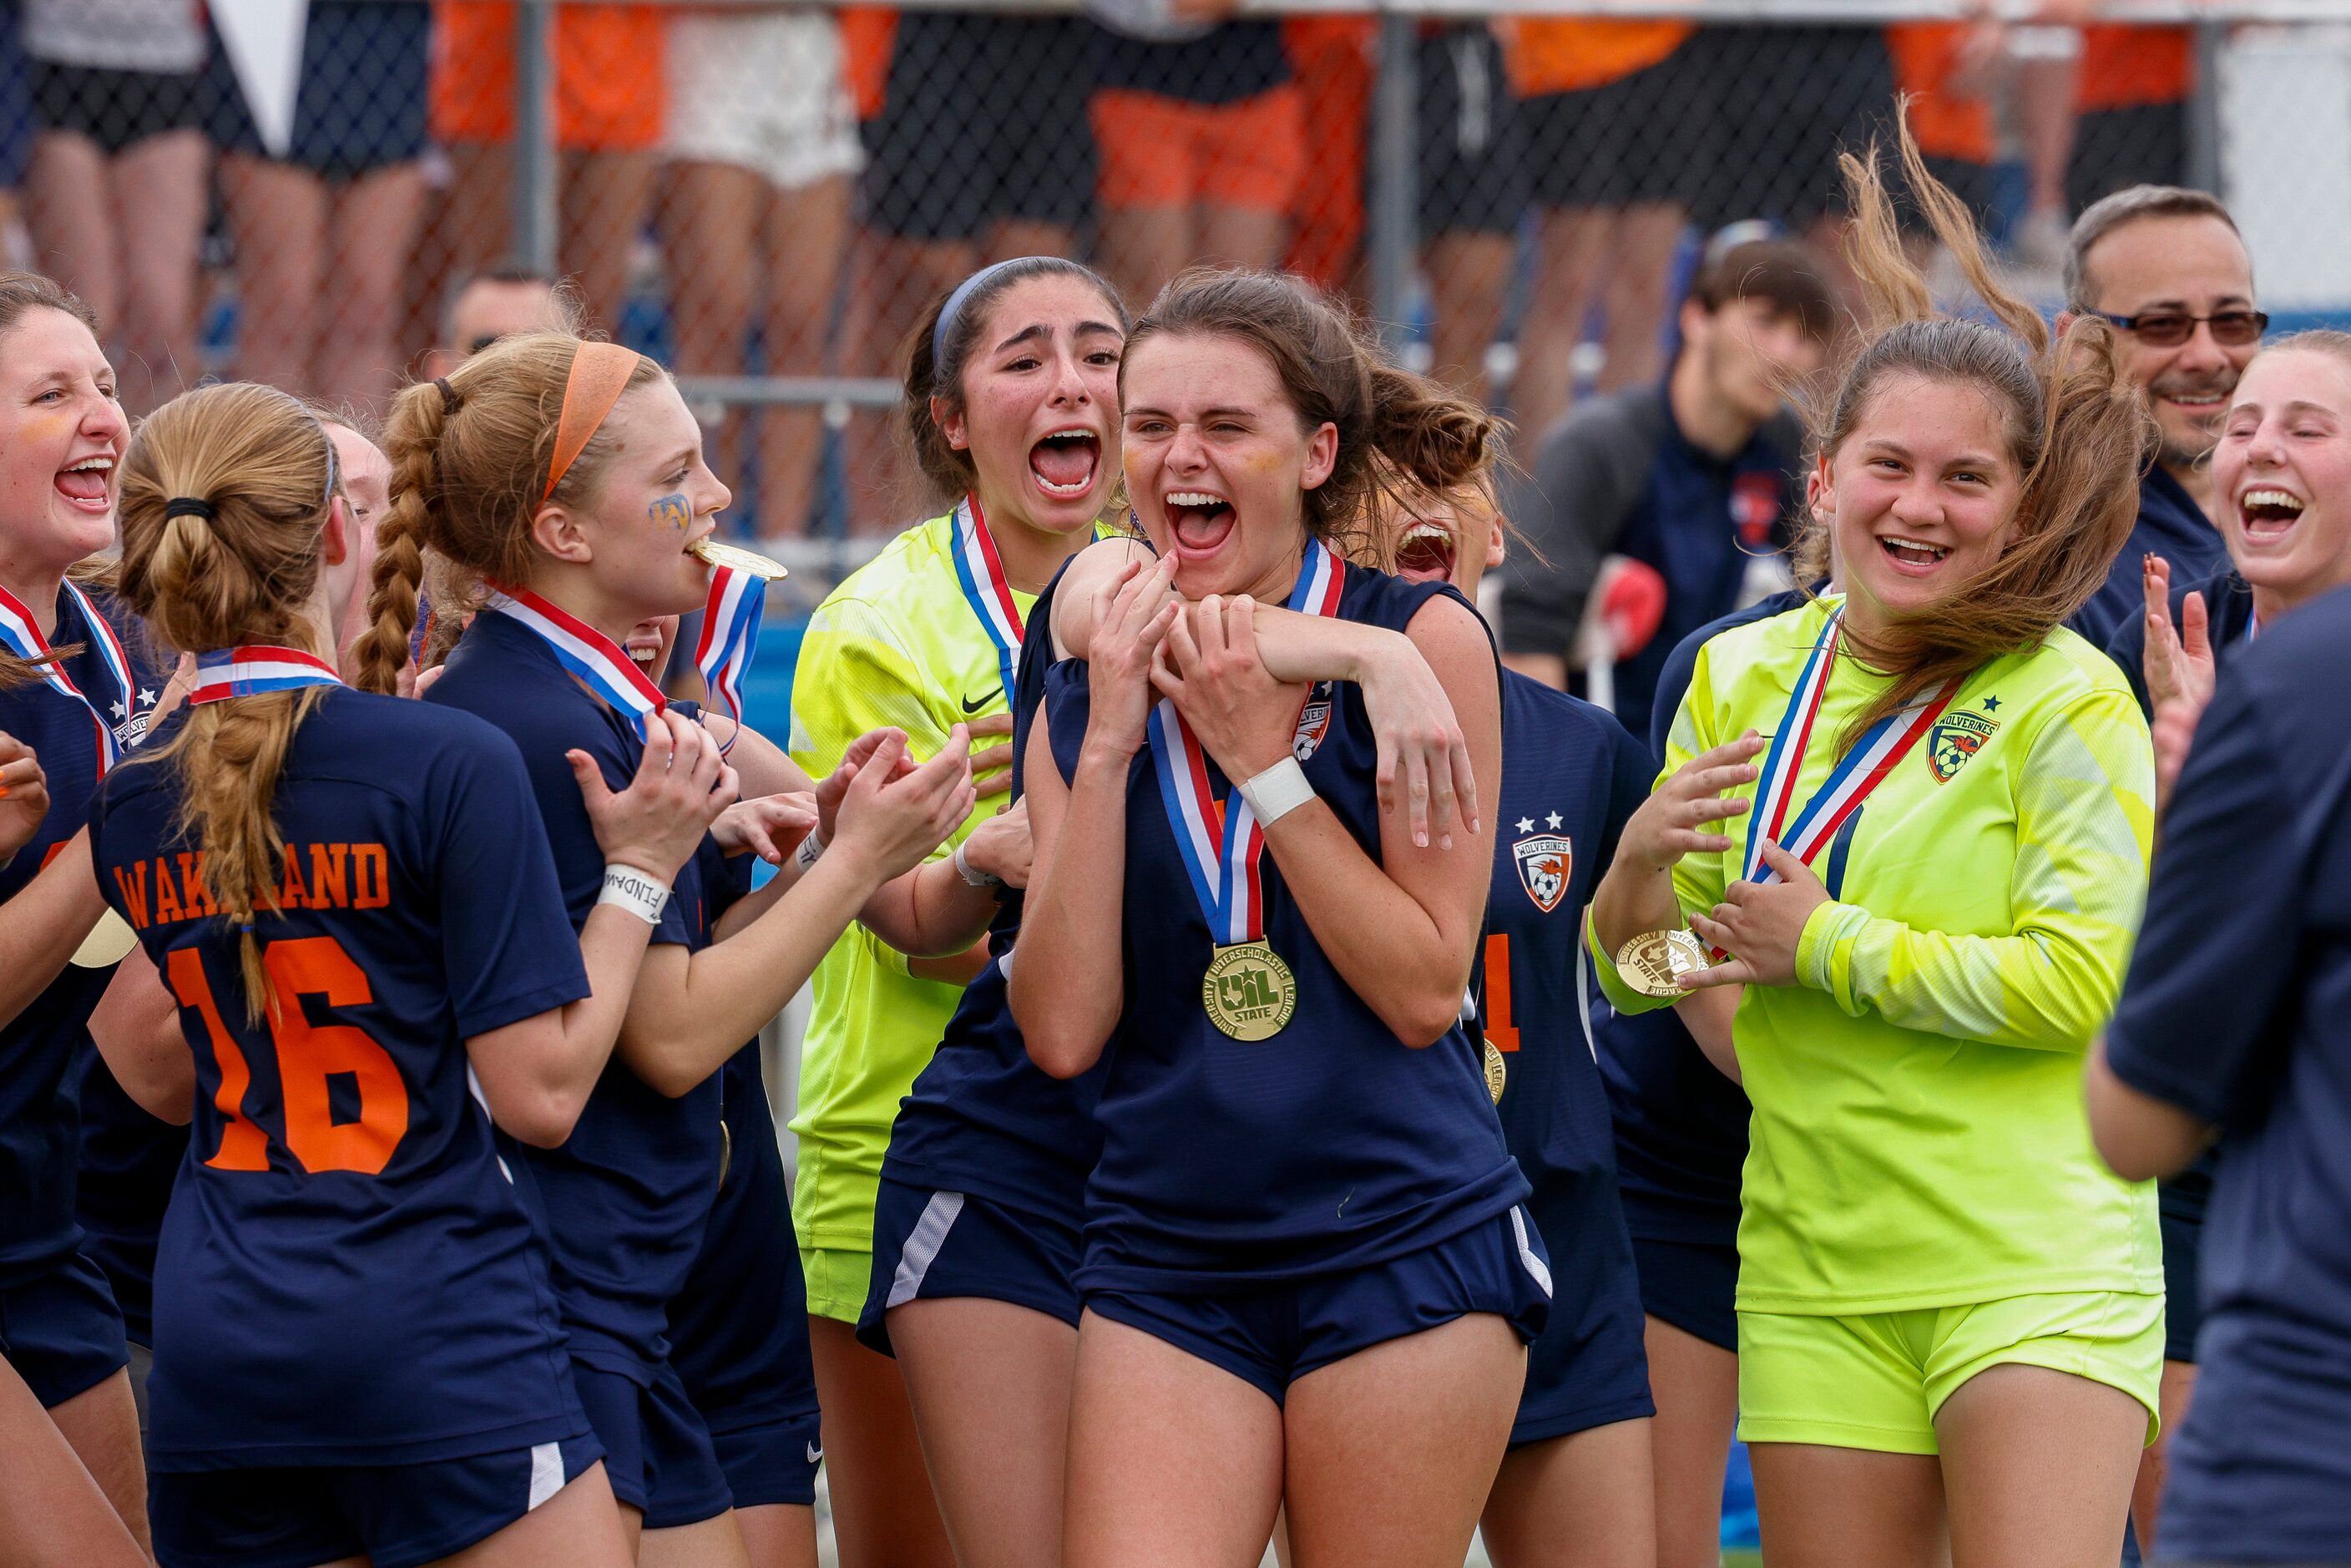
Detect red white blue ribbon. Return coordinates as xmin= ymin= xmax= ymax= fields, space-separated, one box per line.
xmin=0 ymin=579 xmax=137 ymax=774
xmin=1146 ymin=537 xmax=1345 ymax=943
xmin=693 ymin=564 xmax=764 ymax=741
xmin=1743 ymin=604 xmax=1962 ymax=886
xmin=488 ymin=586 xmax=667 ymax=741
xmin=948 ymin=494 xmax=1025 ymax=702
xmin=189 ymin=645 xmax=341 ymax=704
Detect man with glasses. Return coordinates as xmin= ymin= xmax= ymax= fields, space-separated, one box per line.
xmin=2060 ymin=185 xmax=2266 ymax=644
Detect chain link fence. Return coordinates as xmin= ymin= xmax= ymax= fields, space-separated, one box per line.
xmin=7 ymin=1 xmax=2346 ymax=579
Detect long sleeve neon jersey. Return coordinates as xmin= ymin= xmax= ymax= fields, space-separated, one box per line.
xmin=1595 ymin=598 xmax=2165 ymax=1314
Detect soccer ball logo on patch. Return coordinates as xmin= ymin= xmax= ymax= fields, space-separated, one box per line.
xmin=1513 ymin=833 xmax=1573 ymax=913
xmin=1292 ymin=682 xmax=1333 ymax=762
xmin=1929 ymin=710 xmax=2000 ymax=782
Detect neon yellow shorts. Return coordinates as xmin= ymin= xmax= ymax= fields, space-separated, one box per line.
xmin=801 ymin=1245 xmax=875 ymax=1326
xmin=1736 ymin=1291 xmax=2164 ymax=1455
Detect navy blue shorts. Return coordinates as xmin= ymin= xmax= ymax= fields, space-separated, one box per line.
xmin=2161 ymin=1207 xmax=2202 ymax=1365
xmin=572 ymin=1361 xmax=731 ymax=1530
xmin=857 ymin=1179 xmax=1084 ymax=1357
xmin=1631 ymin=1234 xmax=1738 ymax=1353
xmin=149 ymin=1431 xmax=602 ymax=1568
xmin=0 ymin=1251 xmax=129 ymax=1409
xmin=706 ymin=1408 xmax=823 ymax=1509
xmin=1513 ymin=1174 xmax=1654 ymax=1447
xmin=207 ymin=2 xmax=430 ymax=178
xmin=1085 ymin=1206 xmax=1553 ymax=1405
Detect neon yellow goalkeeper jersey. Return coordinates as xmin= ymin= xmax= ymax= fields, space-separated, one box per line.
xmin=786 ymin=513 xmax=1033 ymax=1278
xmin=1595 ymin=597 xmax=2163 ymax=1315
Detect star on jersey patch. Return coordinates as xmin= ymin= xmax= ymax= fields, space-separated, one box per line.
xmin=1512 ymin=826 xmax=1573 ymax=913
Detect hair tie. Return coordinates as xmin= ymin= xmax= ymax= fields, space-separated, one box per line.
xmin=164 ymin=496 xmax=215 ymax=521
xmin=931 ymin=258 xmax=1041 ymax=370
xmin=433 ymin=377 xmax=458 ymax=416
xmin=543 ymin=341 xmax=644 ymax=503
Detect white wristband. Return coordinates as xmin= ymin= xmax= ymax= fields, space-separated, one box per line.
xmin=1236 ymin=756 xmax=1314 ymax=826
xmin=952 ymin=839 xmax=1001 ymax=888
xmin=794 ymin=826 xmax=827 ymax=873
xmin=598 ymin=864 xmax=671 ymax=925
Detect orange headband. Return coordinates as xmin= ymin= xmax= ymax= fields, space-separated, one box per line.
xmin=543 ymin=341 xmax=645 ymax=503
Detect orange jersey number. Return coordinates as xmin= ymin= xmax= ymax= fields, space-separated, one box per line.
xmin=1484 ymin=932 xmax=1520 ymax=1055
xmin=167 ymin=938 xmax=412 ymax=1176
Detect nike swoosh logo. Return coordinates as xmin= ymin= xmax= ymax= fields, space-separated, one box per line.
xmin=961 ymin=693 xmax=992 ymax=715
xmin=806 ymin=1443 xmax=824 ymax=1464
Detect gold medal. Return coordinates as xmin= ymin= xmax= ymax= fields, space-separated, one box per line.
xmin=1484 ymin=1039 xmax=1507 ymax=1105
xmin=688 ymin=538 xmax=790 ymax=581
xmin=1202 ymin=941 xmax=1297 ymax=1041
xmin=717 ymin=1120 xmax=733 ymax=1191
xmin=70 ymin=908 xmax=138 ymax=969
xmin=1614 ymin=928 xmax=1711 ymax=999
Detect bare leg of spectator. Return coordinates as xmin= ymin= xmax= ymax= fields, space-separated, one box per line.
xmin=1596 ymin=201 xmax=1686 ymax=393
xmin=664 ymin=159 xmax=760 ymax=508
xmin=23 ymin=132 xmax=120 ymax=331
xmin=219 ymin=153 xmax=324 ymax=396
xmin=985 ymin=220 xmax=1076 ymax=266
xmin=1099 ymin=206 xmax=1191 ymax=322
xmin=761 ymin=171 xmax=851 ymax=540
xmin=321 ymin=163 xmax=428 ymax=414
xmin=442 ymin=141 xmax=512 ymax=278
xmin=1197 ymin=205 xmax=1285 ymax=273
xmin=1511 ymin=205 xmax=1614 ymax=452
xmin=561 ymin=149 xmax=655 ymax=338
xmin=843 ymin=231 xmax=976 ymax=530
xmin=1425 ymin=230 xmax=1514 ymax=403
xmin=111 ymin=129 xmax=206 ymax=412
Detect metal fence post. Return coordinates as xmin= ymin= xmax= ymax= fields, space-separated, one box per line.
xmin=513 ymin=0 xmax=560 ymax=276
xmin=1369 ymin=7 xmax=1418 ymax=351
xmin=2185 ymin=20 xmax=2226 ymax=197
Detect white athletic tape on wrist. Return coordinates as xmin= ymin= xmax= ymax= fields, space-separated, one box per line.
xmin=794 ymin=826 xmax=827 ymax=873
xmin=598 ymin=865 xmax=672 ymax=925
xmin=1236 ymin=756 xmax=1314 ymax=827
xmin=952 ymin=839 xmax=1001 ymax=888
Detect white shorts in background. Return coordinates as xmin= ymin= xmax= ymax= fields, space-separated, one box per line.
xmin=664 ymin=10 xmax=864 ymax=190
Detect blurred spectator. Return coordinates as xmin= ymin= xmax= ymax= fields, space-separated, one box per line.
xmin=428 ymin=1 xmax=664 ymax=336
xmin=658 ymin=3 xmax=862 ymax=541
xmin=210 ymin=1 xmax=432 ymax=413
xmin=20 ymin=0 xmax=206 ymax=412
xmin=1499 ymin=240 xmax=1834 ymax=738
xmin=2070 ymin=24 xmax=2194 ymax=213
xmin=1088 ymin=13 xmax=1303 ymax=309
xmin=2007 ymin=15 xmax=2081 ymax=270
xmin=1886 ymin=19 xmax=2002 ymax=260
xmin=0 ymin=6 xmax=34 ymax=270
xmin=843 ymin=9 xmax=1093 ymax=528
xmin=1418 ymin=20 xmax=1521 ymax=404
xmin=424 ymin=260 xmax=564 ymax=378
xmin=1282 ymin=14 xmax=1373 ymax=299
xmin=2060 ymin=185 xmax=2254 ymax=645
xmin=1503 ymin=20 xmax=1703 ymax=454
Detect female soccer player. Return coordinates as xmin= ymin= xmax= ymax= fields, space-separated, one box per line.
xmin=1590 ymin=128 xmax=2162 ymax=1566
xmin=0 ymin=271 xmax=154 ymax=1550
xmin=91 ymin=379 xmax=733 ymax=1568
xmin=1382 ymin=485 xmax=1661 ymax=1568
xmin=354 ymin=332 xmax=976 ymax=1563
xmin=786 ymin=255 xmax=1128 ymax=1567
xmin=1012 ymin=268 xmax=1537 ymax=1567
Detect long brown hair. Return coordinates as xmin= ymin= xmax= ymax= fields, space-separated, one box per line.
xmin=1121 ymin=268 xmax=1504 ymax=566
xmin=1799 ymin=111 xmax=2153 ymax=738
xmin=116 ymin=382 xmax=341 ymax=1015
xmin=353 ymin=330 xmax=666 ymax=695
xmin=0 ymin=272 xmax=114 ymax=691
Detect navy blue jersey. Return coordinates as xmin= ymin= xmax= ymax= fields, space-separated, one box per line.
xmin=427 ymin=612 xmax=723 ymax=1381
xmin=2103 ymin=584 xmax=2351 ymax=1556
xmin=87 ymin=688 xmax=591 ymax=1466
xmin=69 ymin=1052 xmax=186 ymax=1346
xmin=2070 ymin=463 xmax=2228 ymax=647
xmin=887 ymin=559 xmax=1105 ymax=1227
xmin=1594 ymin=589 xmax=1801 ymax=1245
xmin=0 ymin=582 xmax=166 ymax=1286
xmin=1483 ymin=675 xmax=1651 ymax=1209
xmin=1047 ymin=567 xmax=1528 ymax=1288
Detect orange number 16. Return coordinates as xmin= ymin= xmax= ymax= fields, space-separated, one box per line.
xmin=166 ymin=937 xmax=412 ymax=1176
xmin=1484 ymin=933 xmax=1519 ymax=1055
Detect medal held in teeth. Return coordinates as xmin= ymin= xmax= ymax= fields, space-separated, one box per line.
xmin=687 ymin=538 xmax=789 ymax=581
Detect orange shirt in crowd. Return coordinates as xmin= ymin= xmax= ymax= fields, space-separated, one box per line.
xmin=429 ymin=2 xmax=666 ymax=152
xmin=1499 ymin=19 xmax=1692 ymax=99
xmin=1284 ymin=15 xmax=1374 ymax=288
xmin=1886 ymin=21 xmax=1995 ymax=165
xmin=839 ymin=7 xmax=897 ymax=123
xmin=2077 ymin=24 xmax=2194 ymax=112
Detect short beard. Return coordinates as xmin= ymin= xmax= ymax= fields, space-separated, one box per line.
xmin=2157 ymin=432 xmax=2217 ymax=477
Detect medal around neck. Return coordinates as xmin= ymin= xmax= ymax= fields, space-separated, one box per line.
xmin=1615 ymin=928 xmax=1711 ymax=998
xmin=688 ymin=538 xmax=789 ymax=581
xmin=1203 ymin=941 xmax=1296 ymax=1041
xmin=1484 ymin=1039 xmax=1507 ymax=1104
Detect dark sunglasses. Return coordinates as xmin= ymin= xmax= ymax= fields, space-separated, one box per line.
xmin=2093 ymin=309 xmax=2269 ymax=348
